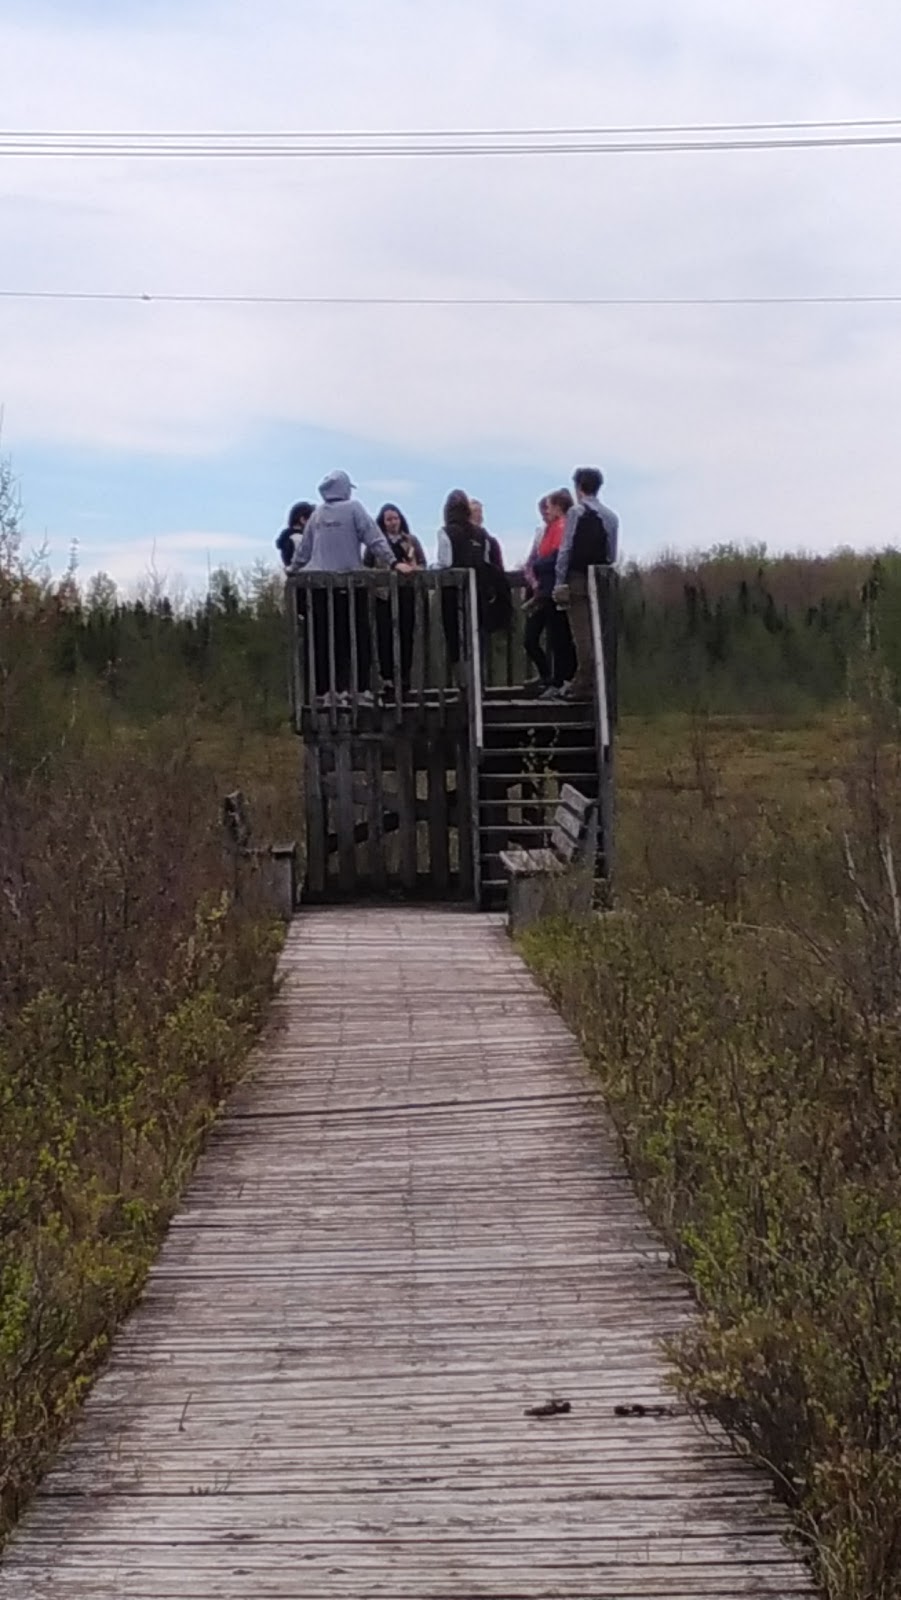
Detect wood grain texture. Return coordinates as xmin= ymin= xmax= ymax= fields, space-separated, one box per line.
xmin=0 ymin=909 xmax=815 ymax=1598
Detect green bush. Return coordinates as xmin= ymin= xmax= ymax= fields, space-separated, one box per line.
xmin=524 ymin=807 xmax=901 ymax=1598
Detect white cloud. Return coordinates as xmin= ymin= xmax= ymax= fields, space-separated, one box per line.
xmin=3 ymin=0 xmax=901 ymax=554
xmin=76 ymin=529 xmax=261 ymax=587
xmin=362 ymin=479 xmax=419 ymax=499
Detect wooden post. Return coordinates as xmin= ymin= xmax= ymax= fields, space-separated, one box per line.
xmin=467 ymin=569 xmax=483 ymax=908
xmin=589 ymin=565 xmax=616 ymax=895
xmin=304 ymin=746 xmax=327 ymax=899
xmin=427 ymin=737 xmax=450 ymax=897
xmin=335 ymin=737 xmax=357 ymax=895
xmin=366 ymin=743 xmax=388 ymax=894
xmin=347 ymin=573 xmax=360 ymax=723
xmin=391 ymin=571 xmax=403 ymax=725
xmin=396 ymin=736 xmax=418 ymax=892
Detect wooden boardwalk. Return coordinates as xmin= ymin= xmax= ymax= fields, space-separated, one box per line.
xmin=2 ymin=907 xmax=814 ymax=1598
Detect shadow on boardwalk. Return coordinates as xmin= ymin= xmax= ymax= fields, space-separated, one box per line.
xmin=1 ymin=907 xmax=814 ymax=1597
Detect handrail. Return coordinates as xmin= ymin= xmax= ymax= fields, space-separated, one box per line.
xmin=588 ymin=564 xmax=617 ymax=894
xmin=467 ymin=568 xmax=484 ymax=753
xmin=588 ymin=565 xmax=612 ymax=751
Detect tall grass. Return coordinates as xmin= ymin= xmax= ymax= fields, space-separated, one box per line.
xmin=0 ymin=533 xmax=292 ymax=1533
xmin=523 ymin=695 xmax=901 ymax=1600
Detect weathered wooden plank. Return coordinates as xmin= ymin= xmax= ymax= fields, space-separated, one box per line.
xmin=302 ymin=744 xmax=326 ymax=897
xmin=426 ymin=740 xmax=450 ymax=896
xmin=0 ymin=910 xmax=814 ymax=1600
xmin=395 ymin=739 xmax=418 ymax=891
xmin=334 ymin=738 xmax=357 ymax=893
xmin=365 ymin=743 xmax=388 ymax=892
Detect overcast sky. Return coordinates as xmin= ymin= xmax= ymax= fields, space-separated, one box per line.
xmin=2 ymin=0 xmax=901 ymax=591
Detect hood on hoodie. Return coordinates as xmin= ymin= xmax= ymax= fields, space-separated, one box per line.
xmin=318 ymin=470 xmax=355 ymax=503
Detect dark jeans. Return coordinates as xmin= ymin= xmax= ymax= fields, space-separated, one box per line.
xmin=310 ymin=588 xmax=372 ymax=696
xmin=524 ymin=597 xmax=576 ymax=686
xmin=376 ymin=589 xmax=415 ymax=687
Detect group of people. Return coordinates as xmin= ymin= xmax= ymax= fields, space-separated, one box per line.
xmin=276 ymin=466 xmax=618 ymax=703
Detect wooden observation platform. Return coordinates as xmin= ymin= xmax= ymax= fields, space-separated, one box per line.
xmin=287 ymin=569 xmax=616 ymax=909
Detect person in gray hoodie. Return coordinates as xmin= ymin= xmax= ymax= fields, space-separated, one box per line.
xmin=290 ymin=471 xmax=410 ymax=700
xmin=290 ymin=470 xmax=397 ymax=574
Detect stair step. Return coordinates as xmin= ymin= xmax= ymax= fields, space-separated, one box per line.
xmin=478 ymin=773 xmax=599 ymax=787
xmin=484 ymin=717 xmax=594 ymax=729
xmin=478 ymin=797 xmax=564 ymax=808
xmin=482 ymin=726 xmax=594 ymax=742
xmin=483 ymin=704 xmax=594 ymax=725
xmin=479 ymin=825 xmax=551 ymax=838
xmin=481 ymin=745 xmax=595 ymax=757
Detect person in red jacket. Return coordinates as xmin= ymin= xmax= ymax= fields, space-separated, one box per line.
xmin=524 ymin=488 xmax=576 ymax=695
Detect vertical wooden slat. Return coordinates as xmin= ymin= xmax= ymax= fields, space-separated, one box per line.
xmin=367 ymin=576 xmax=381 ymax=698
xmin=327 ymin=579 xmax=338 ymax=732
xmin=306 ymin=583 xmax=318 ymax=707
xmin=465 ymin=569 xmax=484 ymax=908
xmin=335 ymin=737 xmax=356 ymax=895
xmin=304 ymin=744 xmax=326 ymax=899
xmin=412 ymin=579 xmax=426 ymax=711
xmin=455 ymin=736 xmax=473 ymax=901
xmin=288 ymin=584 xmax=304 ymax=731
xmin=366 ymin=743 xmax=387 ymax=894
xmin=434 ymin=575 xmax=448 ymax=713
xmin=347 ymin=573 xmax=359 ymax=725
xmin=427 ymin=737 xmax=450 ymax=897
xmin=396 ymin=735 xmax=418 ymax=892
xmin=467 ymin=570 xmax=484 ymax=753
xmin=390 ymin=571 xmax=403 ymax=725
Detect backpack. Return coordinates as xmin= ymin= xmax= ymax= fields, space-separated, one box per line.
xmin=569 ymin=506 xmax=612 ymax=573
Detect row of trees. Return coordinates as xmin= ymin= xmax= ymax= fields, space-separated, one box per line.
xmin=19 ymin=545 xmax=901 ymax=728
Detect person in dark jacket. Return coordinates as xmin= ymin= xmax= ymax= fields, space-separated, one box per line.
xmin=437 ymin=489 xmax=512 ymax=670
xmin=276 ymin=501 xmax=315 ymax=570
xmin=469 ymin=498 xmax=505 ymax=571
xmin=552 ymin=466 xmax=619 ymax=700
xmin=524 ymin=488 xmax=576 ymax=693
xmin=367 ymin=504 xmax=427 ymax=695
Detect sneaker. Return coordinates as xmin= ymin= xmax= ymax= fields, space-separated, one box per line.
xmin=358 ymin=690 xmax=374 ymax=707
xmin=540 ymin=684 xmax=562 ymax=700
xmin=558 ymin=680 xmax=592 ymax=701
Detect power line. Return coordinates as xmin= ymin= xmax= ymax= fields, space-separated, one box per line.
xmin=3 ymin=128 xmax=901 ymax=159
xmin=4 ymin=116 xmax=901 ymax=140
xmin=3 ymin=289 xmax=901 ymax=307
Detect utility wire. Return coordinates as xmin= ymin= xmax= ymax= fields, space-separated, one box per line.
xmin=4 ymin=115 xmax=901 ymax=138
xmin=2 ymin=290 xmax=900 ymax=307
xmin=3 ymin=129 xmax=901 ymax=158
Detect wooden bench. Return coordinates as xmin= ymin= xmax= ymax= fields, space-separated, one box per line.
xmin=499 ymin=784 xmax=598 ymax=936
xmin=222 ymin=791 xmax=298 ymax=920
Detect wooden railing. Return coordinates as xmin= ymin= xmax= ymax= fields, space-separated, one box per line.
xmin=287 ymin=566 xmax=617 ymax=713
xmin=286 ymin=570 xmax=482 ymax=730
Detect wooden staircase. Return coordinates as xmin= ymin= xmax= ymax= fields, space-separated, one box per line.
xmin=477 ymin=688 xmax=604 ymax=910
